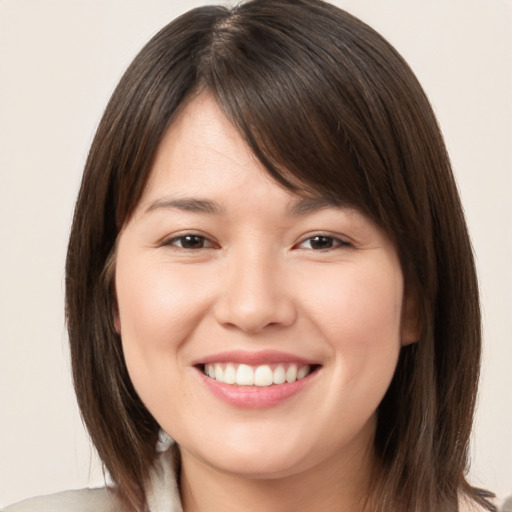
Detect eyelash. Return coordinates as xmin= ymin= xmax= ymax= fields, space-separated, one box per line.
xmin=162 ymin=234 xmax=218 ymax=250
xmin=161 ymin=233 xmax=351 ymax=251
xmin=295 ymin=234 xmax=352 ymax=251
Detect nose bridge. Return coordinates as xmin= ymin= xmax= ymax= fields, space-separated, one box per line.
xmin=214 ymin=243 xmax=296 ymax=333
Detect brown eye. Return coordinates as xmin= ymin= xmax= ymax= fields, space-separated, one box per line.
xmin=298 ymin=235 xmax=350 ymax=250
xmin=167 ymin=235 xmax=212 ymax=249
xmin=308 ymin=236 xmax=335 ymax=250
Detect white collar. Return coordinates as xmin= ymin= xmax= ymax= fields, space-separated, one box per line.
xmin=145 ymin=447 xmax=183 ymax=512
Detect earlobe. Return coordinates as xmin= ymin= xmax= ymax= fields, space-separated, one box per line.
xmin=114 ymin=313 xmax=121 ymax=334
xmin=401 ymin=293 xmax=421 ymax=346
xmin=402 ymin=329 xmax=419 ymax=346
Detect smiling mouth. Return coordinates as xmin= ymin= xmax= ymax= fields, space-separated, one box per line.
xmin=200 ymin=362 xmax=319 ymax=387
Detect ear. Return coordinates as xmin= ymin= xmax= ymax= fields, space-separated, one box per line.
xmin=112 ymin=288 xmax=121 ymax=334
xmin=401 ymin=291 xmax=421 ymax=346
xmin=114 ymin=313 xmax=121 ymax=334
xmin=114 ymin=314 xmax=121 ymax=334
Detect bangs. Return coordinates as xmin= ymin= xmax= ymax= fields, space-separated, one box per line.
xmin=197 ymin=1 xmax=415 ymax=233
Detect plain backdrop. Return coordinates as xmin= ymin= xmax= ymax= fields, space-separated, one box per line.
xmin=1 ymin=0 xmax=511 ymax=507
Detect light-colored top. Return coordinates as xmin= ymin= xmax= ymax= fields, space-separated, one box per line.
xmin=2 ymin=446 xmax=504 ymax=511
xmin=3 ymin=488 xmax=117 ymax=512
xmin=2 ymin=449 xmax=182 ymax=512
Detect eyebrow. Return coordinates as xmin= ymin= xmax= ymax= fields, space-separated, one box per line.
xmin=287 ymin=197 xmax=346 ymax=216
xmin=145 ymin=198 xmax=225 ymax=215
xmin=144 ymin=196 xmax=346 ymax=216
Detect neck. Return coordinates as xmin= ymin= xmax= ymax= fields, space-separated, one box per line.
xmin=179 ymin=433 xmax=376 ymax=512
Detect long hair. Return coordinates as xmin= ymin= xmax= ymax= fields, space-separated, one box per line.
xmin=65 ymin=1 xmax=494 ymax=510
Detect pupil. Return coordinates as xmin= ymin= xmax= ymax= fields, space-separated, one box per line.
xmin=183 ymin=236 xmax=203 ymax=248
xmin=311 ymin=236 xmax=333 ymax=249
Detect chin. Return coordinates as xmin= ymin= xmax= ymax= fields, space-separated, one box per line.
xmin=177 ymin=424 xmax=316 ymax=480
xmin=198 ymin=448 xmax=313 ymax=481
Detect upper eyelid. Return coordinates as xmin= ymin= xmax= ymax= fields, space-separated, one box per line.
xmin=159 ymin=232 xmax=217 ymax=248
xmin=295 ymin=232 xmax=352 ymax=246
xmin=157 ymin=230 xmax=353 ymax=248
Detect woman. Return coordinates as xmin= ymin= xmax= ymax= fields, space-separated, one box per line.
xmin=4 ymin=0 xmax=497 ymax=510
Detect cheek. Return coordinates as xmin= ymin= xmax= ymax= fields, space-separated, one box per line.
xmin=114 ymin=257 xmax=219 ymax=423
xmin=299 ymin=259 xmax=404 ymax=374
xmin=115 ymin=257 xmax=212 ymax=374
xmin=300 ymin=261 xmax=403 ymax=436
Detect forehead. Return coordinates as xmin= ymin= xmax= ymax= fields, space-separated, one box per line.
xmin=124 ymin=92 xmax=389 ymax=249
xmin=138 ymin=92 xmax=344 ymax=214
xmin=152 ymin=92 xmax=252 ymax=177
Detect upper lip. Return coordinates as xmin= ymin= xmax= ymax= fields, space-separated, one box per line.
xmin=192 ymin=350 xmax=321 ymax=366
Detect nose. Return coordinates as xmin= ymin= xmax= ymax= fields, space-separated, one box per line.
xmin=213 ymin=248 xmax=297 ymax=334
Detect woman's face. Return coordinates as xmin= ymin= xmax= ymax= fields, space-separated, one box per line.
xmin=115 ymin=92 xmax=417 ymax=480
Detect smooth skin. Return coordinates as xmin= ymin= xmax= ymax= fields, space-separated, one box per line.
xmin=114 ymin=92 xmax=418 ymax=512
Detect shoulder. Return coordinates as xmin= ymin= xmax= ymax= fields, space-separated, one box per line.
xmin=2 ymin=487 xmax=118 ymax=512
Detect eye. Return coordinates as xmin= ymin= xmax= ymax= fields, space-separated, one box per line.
xmin=297 ymin=235 xmax=350 ymax=250
xmin=163 ymin=234 xmax=217 ymax=250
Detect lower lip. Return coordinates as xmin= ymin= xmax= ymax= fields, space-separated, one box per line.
xmin=198 ymin=369 xmax=317 ymax=408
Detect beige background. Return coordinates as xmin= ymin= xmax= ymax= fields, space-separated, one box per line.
xmin=1 ymin=0 xmax=511 ymax=506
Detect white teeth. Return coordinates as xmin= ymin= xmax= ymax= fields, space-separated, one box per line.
xmin=214 ymin=363 xmax=224 ymax=382
xmin=254 ymin=365 xmax=273 ymax=387
xmin=297 ymin=365 xmax=310 ymax=380
xmin=224 ymin=363 xmax=236 ymax=384
xmin=204 ymin=362 xmax=313 ymax=386
xmin=236 ymin=364 xmax=254 ymax=385
xmin=273 ymin=365 xmax=286 ymax=384
xmin=286 ymin=364 xmax=297 ymax=383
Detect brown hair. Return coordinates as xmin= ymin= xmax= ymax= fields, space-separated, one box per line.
xmin=65 ymin=1 xmax=494 ymax=510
